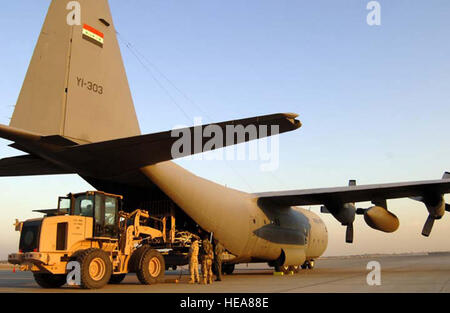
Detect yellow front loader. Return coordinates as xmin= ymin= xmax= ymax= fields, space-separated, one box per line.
xmin=9 ymin=191 xmax=168 ymax=289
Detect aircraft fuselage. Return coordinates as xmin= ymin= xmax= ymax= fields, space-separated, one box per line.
xmin=141 ymin=161 xmax=328 ymax=266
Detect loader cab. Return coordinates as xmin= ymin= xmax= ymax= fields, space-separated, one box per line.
xmin=64 ymin=191 xmax=122 ymax=238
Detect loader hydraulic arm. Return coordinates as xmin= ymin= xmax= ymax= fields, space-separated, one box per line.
xmin=119 ymin=209 xmax=164 ymax=255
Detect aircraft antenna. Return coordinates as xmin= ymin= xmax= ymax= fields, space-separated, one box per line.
xmin=116 ymin=31 xmax=258 ymax=192
xmin=116 ymin=32 xmax=192 ymax=123
xmin=131 ymin=41 xmax=213 ymax=121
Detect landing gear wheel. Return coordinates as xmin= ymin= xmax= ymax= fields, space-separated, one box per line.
xmin=77 ymin=248 xmax=112 ymax=289
xmin=290 ymin=265 xmax=300 ymax=274
xmin=281 ymin=265 xmax=291 ymax=274
xmin=33 ymin=273 xmax=67 ymax=288
xmin=222 ymin=264 xmax=235 ymax=275
xmin=109 ymin=274 xmax=127 ymax=284
xmin=274 ymin=265 xmax=290 ymax=274
xmin=136 ymin=249 xmax=165 ymax=285
xmin=302 ymin=260 xmax=315 ymax=270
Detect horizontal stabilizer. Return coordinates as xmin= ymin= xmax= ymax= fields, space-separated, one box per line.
xmin=0 ymin=124 xmax=79 ymax=149
xmin=0 ymin=124 xmax=41 ymax=143
xmin=0 ymin=155 xmax=74 ymax=177
xmin=39 ymin=135 xmax=79 ymax=147
xmin=55 ymin=113 xmax=301 ymax=177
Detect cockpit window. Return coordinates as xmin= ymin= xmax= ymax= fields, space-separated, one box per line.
xmin=74 ymin=195 xmax=95 ymax=217
xmin=105 ymin=196 xmax=118 ymax=228
xmin=71 ymin=193 xmax=119 ymax=238
xmin=58 ymin=197 xmax=71 ymax=215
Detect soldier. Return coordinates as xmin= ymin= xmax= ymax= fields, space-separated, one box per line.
xmin=200 ymin=236 xmax=214 ymax=284
xmin=188 ymin=238 xmax=200 ymax=284
xmin=213 ymin=240 xmax=224 ymax=281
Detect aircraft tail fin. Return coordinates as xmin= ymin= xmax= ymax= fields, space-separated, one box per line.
xmin=10 ymin=0 xmax=140 ymax=143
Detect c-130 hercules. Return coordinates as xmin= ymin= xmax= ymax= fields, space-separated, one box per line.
xmin=2 ymin=0 xmax=450 ymax=276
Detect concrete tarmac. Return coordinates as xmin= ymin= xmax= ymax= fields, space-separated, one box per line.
xmin=0 ymin=253 xmax=449 ymax=293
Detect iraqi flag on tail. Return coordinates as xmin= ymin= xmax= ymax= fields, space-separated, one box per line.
xmin=82 ymin=24 xmax=104 ymax=48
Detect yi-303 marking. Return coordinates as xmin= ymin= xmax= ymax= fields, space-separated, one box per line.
xmin=76 ymin=77 xmax=103 ymax=95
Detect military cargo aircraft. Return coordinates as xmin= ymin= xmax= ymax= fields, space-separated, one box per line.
xmin=1 ymin=0 xmax=449 ymax=274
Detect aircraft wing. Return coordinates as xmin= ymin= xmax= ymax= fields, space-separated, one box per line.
xmin=54 ymin=113 xmax=301 ymax=177
xmin=0 ymin=155 xmax=74 ymax=176
xmin=256 ymin=175 xmax=450 ymax=241
xmin=255 ymin=178 xmax=450 ymax=206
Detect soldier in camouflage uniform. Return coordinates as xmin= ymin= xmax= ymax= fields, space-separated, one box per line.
xmin=200 ymin=237 xmax=214 ymax=284
xmin=188 ymin=238 xmax=200 ymax=284
xmin=213 ymin=240 xmax=224 ymax=281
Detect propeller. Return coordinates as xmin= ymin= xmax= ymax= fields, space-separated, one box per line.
xmin=345 ymin=180 xmax=356 ymax=243
xmin=422 ymin=215 xmax=435 ymax=237
xmin=345 ymin=223 xmax=354 ymax=243
xmin=410 ymin=196 xmax=445 ymax=237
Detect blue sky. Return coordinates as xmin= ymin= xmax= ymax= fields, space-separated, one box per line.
xmin=0 ymin=0 xmax=449 ymax=258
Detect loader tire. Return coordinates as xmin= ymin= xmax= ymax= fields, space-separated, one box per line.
xmin=77 ymin=248 xmax=112 ymax=289
xmin=128 ymin=245 xmax=150 ymax=273
xmin=136 ymin=248 xmax=165 ymax=285
xmin=33 ymin=273 xmax=66 ymax=288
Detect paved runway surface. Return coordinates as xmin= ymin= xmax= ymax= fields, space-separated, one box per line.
xmin=1 ymin=253 xmax=449 ymax=293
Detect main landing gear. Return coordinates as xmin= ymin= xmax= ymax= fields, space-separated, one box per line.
xmin=273 ymin=260 xmax=315 ymax=274
xmin=301 ymin=260 xmax=315 ymax=270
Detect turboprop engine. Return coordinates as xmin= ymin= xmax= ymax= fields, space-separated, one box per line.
xmin=321 ymin=180 xmax=357 ymax=243
xmin=411 ymin=173 xmax=450 ymax=237
xmin=356 ymin=204 xmax=399 ymax=233
xmin=321 ymin=202 xmax=356 ymax=243
xmin=321 ymin=180 xmax=400 ymax=243
xmin=322 ymin=173 xmax=450 ymax=241
xmin=418 ymin=194 xmax=448 ymax=237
